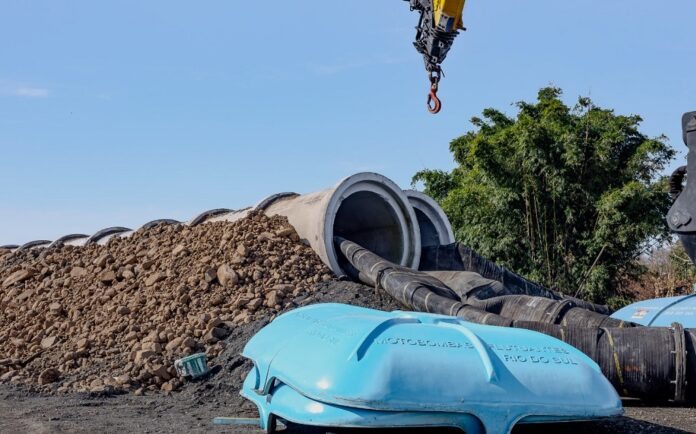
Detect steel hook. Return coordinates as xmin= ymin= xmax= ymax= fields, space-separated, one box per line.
xmin=427 ymin=88 xmax=441 ymax=114
xmin=427 ymin=69 xmax=442 ymax=114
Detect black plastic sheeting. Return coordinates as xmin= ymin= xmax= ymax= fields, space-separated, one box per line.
xmin=336 ymin=237 xmax=695 ymax=402
xmin=420 ymin=244 xmax=611 ymax=314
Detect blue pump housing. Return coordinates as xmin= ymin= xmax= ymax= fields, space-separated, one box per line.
xmin=241 ymin=303 xmax=622 ymax=434
xmin=611 ymin=294 xmax=696 ymax=327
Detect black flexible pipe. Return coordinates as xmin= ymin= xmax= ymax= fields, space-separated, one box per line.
xmin=420 ymin=244 xmax=612 ymax=314
xmin=336 ymin=237 xmax=695 ymax=402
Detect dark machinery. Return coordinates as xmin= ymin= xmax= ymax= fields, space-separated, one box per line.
xmin=407 ymin=0 xmax=466 ymax=114
xmin=668 ymin=112 xmax=696 ymax=266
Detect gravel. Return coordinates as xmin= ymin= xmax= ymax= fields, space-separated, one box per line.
xmin=0 ymin=212 xmax=331 ymax=394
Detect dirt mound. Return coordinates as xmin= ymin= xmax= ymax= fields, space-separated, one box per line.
xmin=0 ymin=212 xmax=332 ymax=394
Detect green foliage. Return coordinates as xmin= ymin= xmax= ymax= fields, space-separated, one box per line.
xmin=414 ymin=87 xmax=675 ymax=303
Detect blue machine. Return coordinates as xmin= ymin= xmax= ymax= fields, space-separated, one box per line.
xmin=611 ymin=293 xmax=696 ymax=327
xmin=241 ymin=303 xmax=622 ymax=434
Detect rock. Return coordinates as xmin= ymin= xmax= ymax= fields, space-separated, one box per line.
xmin=38 ymin=368 xmax=60 ymax=385
xmin=266 ymin=290 xmax=279 ymax=307
xmin=147 ymin=363 xmax=171 ymax=381
xmin=41 ymin=336 xmax=58 ymax=349
xmin=172 ymin=244 xmax=188 ymax=256
xmin=49 ymin=303 xmax=63 ymax=315
xmin=16 ymin=289 xmax=34 ymax=302
xmin=275 ymin=227 xmax=298 ymax=238
xmin=93 ymin=253 xmax=112 ymax=268
xmin=247 ymin=298 xmax=263 ymax=311
xmin=145 ymin=272 xmax=165 ymax=287
xmin=203 ymin=268 xmax=217 ymax=284
xmin=273 ymin=284 xmax=294 ymax=294
xmin=0 ymin=370 xmax=17 ymax=381
xmin=99 ymin=271 xmax=116 ymax=284
xmin=210 ymin=294 xmax=225 ymax=306
xmin=165 ymin=337 xmax=183 ymax=352
xmin=161 ymin=380 xmax=177 ymax=392
xmin=70 ymin=267 xmax=88 ymax=278
xmin=134 ymin=350 xmax=155 ymax=365
xmin=233 ymin=311 xmax=250 ymax=323
xmin=116 ymin=305 xmax=130 ymax=315
xmin=182 ymin=337 xmax=197 ymax=349
xmin=77 ymin=338 xmax=90 ymax=349
xmin=216 ymin=264 xmax=239 ymax=287
xmin=257 ymin=232 xmax=275 ymax=241
xmin=114 ymin=374 xmax=131 ymax=385
xmin=203 ymin=327 xmax=229 ymax=344
xmin=2 ymin=269 xmax=35 ymax=288
xmin=236 ymin=244 xmax=248 ymax=257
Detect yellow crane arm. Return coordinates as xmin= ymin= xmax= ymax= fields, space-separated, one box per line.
xmin=407 ymin=0 xmax=467 ymax=113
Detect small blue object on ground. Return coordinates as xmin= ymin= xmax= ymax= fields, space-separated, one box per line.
xmin=174 ymin=353 xmax=209 ymax=379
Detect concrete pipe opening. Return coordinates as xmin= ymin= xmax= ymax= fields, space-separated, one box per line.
xmin=405 ymin=190 xmax=455 ymax=248
xmin=333 ymin=191 xmax=406 ymax=269
xmin=263 ymin=173 xmax=421 ymax=276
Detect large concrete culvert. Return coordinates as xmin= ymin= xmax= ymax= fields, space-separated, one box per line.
xmin=206 ymin=173 xmax=422 ymax=276
xmin=404 ymin=190 xmax=455 ymax=248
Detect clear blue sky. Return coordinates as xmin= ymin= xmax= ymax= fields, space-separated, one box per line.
xmin=1 ymin=1 xmax=694 ymax=245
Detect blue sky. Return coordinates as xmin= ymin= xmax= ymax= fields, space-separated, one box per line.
xmin=1 ymin=1 xmax=694 ymax=245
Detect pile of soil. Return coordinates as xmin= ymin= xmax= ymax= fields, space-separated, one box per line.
xmin=0 ymin=212 xmax=333 ymax=394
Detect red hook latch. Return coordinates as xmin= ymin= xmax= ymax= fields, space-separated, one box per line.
xmin=427 ymin=70 xmax=442 ymax=114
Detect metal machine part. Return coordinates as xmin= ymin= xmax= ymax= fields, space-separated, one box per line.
xmin=407 ymin=0 xmax=466 ymax=113
xmin=668 ymin=112 xmax=696 ymax=266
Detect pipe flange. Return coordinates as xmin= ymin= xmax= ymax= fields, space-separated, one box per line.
xmin=671 ymin=322 xmax=687 ymax=402
xmin=190 ymin=209 xmax=233 ymax=227
xmin=85 ymin=227 xmax=132 ymax=245
xmin=324 ymin=172 xmax=421 ymax=274
xmin=550 ymin=299 xmax=577 ymax=325
xmin=404 ymin=190 xmax=455 ymax=246
xmin=140 ymin=219 xmax=180 ymax=230
xmin=255 ymin=193 xmax=299 ymax=212
xmin=48 ymin=234 xmax=89 ymax=249
xmin=18 ymin=240 xmax=52 ymax=251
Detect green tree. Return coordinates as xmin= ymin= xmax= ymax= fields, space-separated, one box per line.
xmin=414 ymin=87 xmax=675 ymax=305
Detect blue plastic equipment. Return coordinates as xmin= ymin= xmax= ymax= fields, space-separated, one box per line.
xmin=611 ymin=293 xmax=696 ymax=327
xmin=241 ymin=303 xmax=622 ymax=434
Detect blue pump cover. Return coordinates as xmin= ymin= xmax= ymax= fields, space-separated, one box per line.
xmin=241 ymin=304 xmax=622 ymax=434
xmin=611 ymin=294 xmax=696 ymax=327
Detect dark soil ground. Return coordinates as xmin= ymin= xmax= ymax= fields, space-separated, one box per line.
xmin=1 ymin=281 xmax=695 ymax=433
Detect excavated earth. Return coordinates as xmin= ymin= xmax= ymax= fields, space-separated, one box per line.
xmin=1 ymin=215 xmax=695 ymax=433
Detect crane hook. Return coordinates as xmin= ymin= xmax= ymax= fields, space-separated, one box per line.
xmin=427 ymin=70 xmax=442 ymax=114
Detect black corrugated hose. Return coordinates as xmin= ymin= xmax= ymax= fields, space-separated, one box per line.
xmin=336 ymin=237 xmax=695 ymax=403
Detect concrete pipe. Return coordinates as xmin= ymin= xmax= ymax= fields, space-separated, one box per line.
xmin=404 ymin=190 xmax=455 ymax=248
xmin=141 ymin=219 xmax=180 ymax=230
xmin=1 ymin=173 xmax=424 ymax=276
xmin=85 ymin=227 xmax=132 ymax=246
xmin=48 ymin=234 xmax=89 ymax=249
xmin=18 ymin=240 xmax=52 ymax=251
xmin=207 ymin=173 xmax=422 ymax=276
